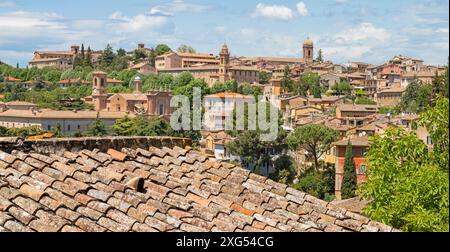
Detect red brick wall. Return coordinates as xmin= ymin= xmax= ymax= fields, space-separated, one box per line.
xmin=335 ymin=146 xmax=368 ymax=200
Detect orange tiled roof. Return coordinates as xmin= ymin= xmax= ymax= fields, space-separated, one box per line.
xmin=333 ymin=136 xmax=370 ymax=147
xmin=107 ymin=78 xmax=123 ymax=84
xmin=93 ymin=70 xmax=107 ymax=75
xmin=35 ymin=51 xmax=73 ymax=56
xmin=205 ymin=92 xmax=253 ymax=99
xmin=178 ymin=53 xmax=216 ymax=59
xmin=58 ymin=79 xmax=90 ymax=84
xmin=130 ymin=62 xmax=148 ymax=69
xmin=0 ymin=137 xmax=397 ymax=232
xmin=3 ymin=76 xmax=22 ymax=82
xmin=5 ymin=101 xmax=37 ymax=106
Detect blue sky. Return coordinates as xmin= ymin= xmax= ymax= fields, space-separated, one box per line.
xmin=0 ymin=0 xmax=448 ymax=67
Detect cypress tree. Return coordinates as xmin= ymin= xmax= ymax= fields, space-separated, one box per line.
xmin=81 ymin=44 xmax=85 ymax=60
xmin=316 ymin=49 xmax=323 ymax=62
xmin=85 ymin=46 xmax=93 ymax=67
xmin=341 ymin=140 xmax=357 ymax=199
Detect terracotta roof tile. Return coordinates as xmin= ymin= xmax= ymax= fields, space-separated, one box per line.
xmin=0 ymin=138 xmax=396 ymax=232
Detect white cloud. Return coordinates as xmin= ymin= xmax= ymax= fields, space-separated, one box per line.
xmin=253 ymin=3 xmax=294 ymax=21
xmin=322 ymin=46 xmax=372 ymax=61
xmin=436 ymin=28 xmax=449 ymax=33
xmin=0 ymin=9 xmax=174 ymax=64
xmin=334 ymin=0 xmax=347 ymax=3
xmin=318 ymin=23 xmax=392 ymax=63
xmin=214 ymin=26 xmax=226 ymax=34
xmin=296 ymin=2 xmax=309 ymax=16
xmin=149 ymin=0 xmax=211 ymax=16
xmin=109 ymin=13 xmax=169 ymax=33
xmin=333 ymin=22 xmax=390 ymax=44
xmin=148 ymin=7 xmax=173 ymax=16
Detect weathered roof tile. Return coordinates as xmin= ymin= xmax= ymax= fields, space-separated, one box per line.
xmin=0 ymin=140 xmax=395 ymax=232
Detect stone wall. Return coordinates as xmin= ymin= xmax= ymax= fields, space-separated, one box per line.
xmin=0 ymin=136 xmax=192 ymax=155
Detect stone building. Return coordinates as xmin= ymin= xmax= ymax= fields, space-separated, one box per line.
xmin=303 ymin=37 xmax=314 ymax=64
xmin=28 ymin=45 xmax=101 ymax=70
xmin=84 ymin=72 xmax=172 ymax=120
xmin=158 ymin=43 xmax=259 ymax=86
xmin=333 ymin=136 xmax=370 ymax=200
xmin=155 ymin=51 xmax=219 ymax=71
xmin=203 ymin=92 xmax=255 ymax=130
xmin=336 ymin=104 xmax=378 ymax=126
xmin=375 ymin=86 xmax=406 ymax=107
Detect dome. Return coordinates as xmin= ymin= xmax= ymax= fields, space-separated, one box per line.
xmin=303 ymin=37 xmax=314 ymax=46
xmin=134 ymin=76 xmax=142 ymax=81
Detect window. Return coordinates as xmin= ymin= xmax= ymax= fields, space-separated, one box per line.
xmin=427 ymin=136 xmax=433 ymax=145
xmin=47 ymin=125 xmax=51 ymax=131
xmin=67 ymin=125 xmax=71 ymax=131
xmin=78 ymin=125 xmax=81 ymax=130
xmin=359 ymin=164 xmax=367 ymax=174
xmin=159 ymin=103 xmax=164 ymax=115
xmin=361 ymin=147 xmax=368 ymax=157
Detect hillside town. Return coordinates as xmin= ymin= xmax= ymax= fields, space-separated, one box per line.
xmin=0 ymin=34 xmax=448 ymax=233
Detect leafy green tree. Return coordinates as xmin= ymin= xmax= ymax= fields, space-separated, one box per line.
xmin=431 ymin=63 xmax=449 ymax=99
xmin=173 ymin=78 xmax=210 ymax=102
xmin=286 ymin=124 xmax=339 ymax=170
xmin=84 ymin=119 xmax=109 ymax=137
xmin=341 ymin=140 xmax=357 ymax=199
xmin=293 ymin=166 xmax=335 ymax=200
xmin=154 ymin=44 xmax=172 ymax=56
xmin=292 ymin=78 xmax=309 ymax=96
xmin=0 ymin=126 xmax=8 ymax=136
xmin=355 ymin=96 xmax=377 ymax=105
xmin=117 ymin=48 xmax=127 ymax=57
xmin=226 ymin=102 xmax=287 ymax=175
xmin=331 ymin=79 xmax=352 ymax=96
xmin=112 ymin=116 xmax=135 ymax=136
xmin=360 ymin=127 xmax=449 ymax=232
xmin=4 ymin=126 xmax=45 ymax=138
xmin=312 ymin=81 xmax=321 ymax=98
xmin=44 ymin=70 xmax=62 ymax=83
xmin=112 ymin=56 xmax=130 ymax=71
xmin=420 ymin=97 xmax=449 ymax=170
xmin=237 ymin=82 xmax=262 ymax=99
xmin=399 ymin=78 xmax=432 ymax=113
xmin=52 ymin=123 xmax=63 ymax=137
xmin=270 ymin=155 xmax=296 ymax=184
xmin=99 ymin=44 xmax=115 ymax=68
xmin=177 ymin=45 xmax=196 ymax=53
xmin=173 ymin=71 xmax=194 ymax=88
xmin=84 ymin=47 xmax=93 ymax=67
xmin=133 ymin=50 xmax=147 ymax=63
xmin=258 ymin=71 xmax=271 ymax=84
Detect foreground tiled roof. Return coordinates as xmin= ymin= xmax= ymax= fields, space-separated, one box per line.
xmin=0 ymin=143 xmax=395 ymax=232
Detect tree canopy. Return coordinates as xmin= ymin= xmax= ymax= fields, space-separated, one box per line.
xmin=286 ymin=124 xmax=339 ymax=170
xmin=360 ymin=97 xmax=449 ymax=232
xmin=177 ymin=45 xmax=196 ymax=53
xmin=154 ymin=44 xmax=172 ymax=56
